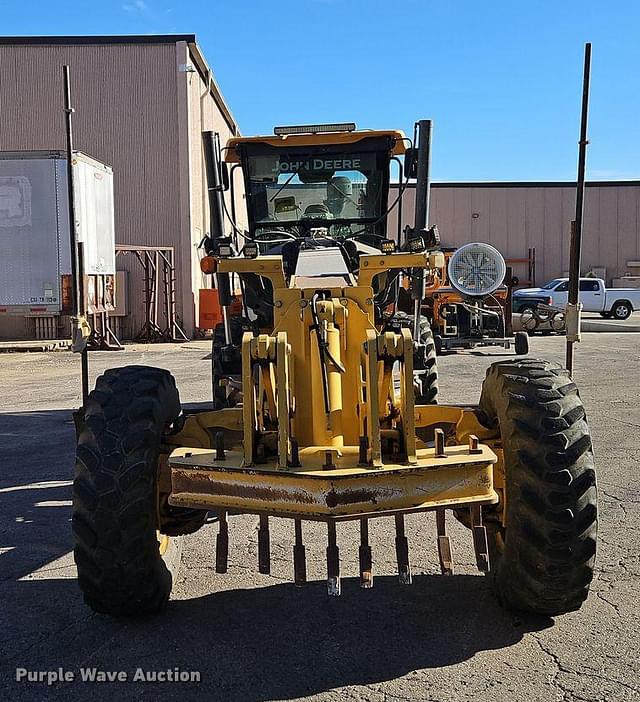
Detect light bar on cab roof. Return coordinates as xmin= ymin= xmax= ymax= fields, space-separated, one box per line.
xmin=273 ymin=123 xmax=357 ymax=136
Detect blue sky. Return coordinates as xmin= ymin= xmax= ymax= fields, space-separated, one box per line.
xmin=2 ymin=0 xmax=639 ymax=181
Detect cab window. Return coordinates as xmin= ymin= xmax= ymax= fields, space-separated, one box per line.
xmin=579 ymin=280 xmax=600 ymax=292
xmin=555 ymin=282 xmax=569 ymax=292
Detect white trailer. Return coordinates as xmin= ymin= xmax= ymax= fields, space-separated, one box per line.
xmin=0 ymin=150 xmax=115 ymax=337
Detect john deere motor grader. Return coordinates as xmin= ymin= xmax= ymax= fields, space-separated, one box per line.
xmin=72 ymin=121 xmax=597 ymax=617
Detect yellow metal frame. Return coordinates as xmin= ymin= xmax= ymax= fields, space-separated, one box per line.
xmin=167 ymin=250 xmax=503 ymax=522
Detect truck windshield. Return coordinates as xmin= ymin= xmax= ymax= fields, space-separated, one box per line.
xmin=542 ymin=279 xmax=563 ymax=290
xmin=244 ymin=149 xmax=387 ymax=236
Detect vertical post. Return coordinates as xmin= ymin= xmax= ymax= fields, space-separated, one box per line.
xmin=63 ymin=65 xmax=89 ymax=406
xmin=411 ymin=120 xmax=433 ymax=341
xmin=505 ymin=265 xmax=513 ymax=337
xmin=566 ymin=43 xmax=592 ymax=375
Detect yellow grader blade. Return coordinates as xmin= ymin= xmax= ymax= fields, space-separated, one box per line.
xmin=169 ymin=441 xmax=497 ymax=520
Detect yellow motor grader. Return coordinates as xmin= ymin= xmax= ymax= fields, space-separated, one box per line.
xmin=72 ymin=121 xmax=597 ymax=617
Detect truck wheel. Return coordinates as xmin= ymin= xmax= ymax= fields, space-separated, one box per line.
xmin=479 ymin=359 xmax=597 ymax=615
xmin=610 ymin=301 xmax=632 ymax=320
xmin=73 ymin=366 xmax=202 ymax=616
xmin=514 ymin=331 xmax=529 ymax=355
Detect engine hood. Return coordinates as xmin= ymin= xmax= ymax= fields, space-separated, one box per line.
xmin=513 ymin=287 xmax=547 ymax=297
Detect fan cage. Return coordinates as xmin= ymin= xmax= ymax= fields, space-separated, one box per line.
xmin=448 ymin=243 xmax=506 ymax=297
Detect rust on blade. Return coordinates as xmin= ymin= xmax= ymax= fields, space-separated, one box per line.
xmin=325 ymin=488 xmax=381 ymax=508
xmin=175 ymin=471 xmax=316 ymax=505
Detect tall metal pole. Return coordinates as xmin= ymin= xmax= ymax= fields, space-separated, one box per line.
xmin=412 ymin=119 xmax=433 ymax=340
xmin=566 ymin=43 xmax=592 ymax=374
xmin=63 ymin=65 xmax=89 ymax=405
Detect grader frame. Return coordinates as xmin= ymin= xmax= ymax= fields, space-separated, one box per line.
xmin=72 ymin=120 xmax=596 ymax=617
xmin=163 ymin=250 xmax=504 ymax=591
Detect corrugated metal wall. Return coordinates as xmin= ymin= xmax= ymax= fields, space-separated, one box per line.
xmin=0 ymin=38 xmax=241 ymax=340
xmin=389 ymin=183 xmax=640 ymax=285
xmin=0 ymin=40 xmax=182 ymax=338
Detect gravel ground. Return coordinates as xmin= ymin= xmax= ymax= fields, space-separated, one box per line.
xmin=0 ymin=332 xmax=638 ymax=701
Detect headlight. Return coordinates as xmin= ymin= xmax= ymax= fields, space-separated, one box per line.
xmin=448 ymin=242 xmax=506 ymax=297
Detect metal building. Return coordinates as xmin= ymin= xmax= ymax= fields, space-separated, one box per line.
xmin=0 ymin=34 xmax=242 ymax=340
xmin=390 ymin=181 xmax=640 ymax=287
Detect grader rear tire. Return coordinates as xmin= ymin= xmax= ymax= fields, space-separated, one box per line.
xmin=479 ymin=359 xmax=597 ymax=615
xmin=73 ymin=366 xmax=203 ymax=616
xmin=415 ymin=319 xmax=439 ymax=404
xmin=389 ymin=312 xmax=438 ymax=404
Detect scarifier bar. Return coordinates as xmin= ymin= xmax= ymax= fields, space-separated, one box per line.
xmin=169 ymin=444 xmax=498 ymax=519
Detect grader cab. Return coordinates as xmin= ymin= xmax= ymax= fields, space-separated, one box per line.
xmin=72 ymin=121 xmax=597 ymax=617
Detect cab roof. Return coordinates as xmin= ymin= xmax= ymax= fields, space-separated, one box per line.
xmin=224 ymin=129 xmax=406 ymax=163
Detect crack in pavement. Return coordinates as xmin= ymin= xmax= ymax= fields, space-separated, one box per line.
xmin=531 ymin=633 xmax=639 ymax=698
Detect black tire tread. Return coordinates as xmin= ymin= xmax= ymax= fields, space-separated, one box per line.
xmin=479 ymin=358 xmax=597 ymax=616
xmin=73 ymin=366 xmax=185 ymax=616
xmin=390 ymin=312 xmax=438 ymax=404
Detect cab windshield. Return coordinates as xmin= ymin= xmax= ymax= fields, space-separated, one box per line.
xmin=243 ymin=148 xmax=388 ymax=237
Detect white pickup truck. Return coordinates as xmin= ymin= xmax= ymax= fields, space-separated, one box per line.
xmin=513 ymin=277 xmax=640 ymax=320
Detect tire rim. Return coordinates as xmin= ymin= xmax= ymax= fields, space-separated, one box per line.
xmin=521 ymin=311 xmax=538 ymax=331
xmin=615 ymin=306 xmax=627 ymax=318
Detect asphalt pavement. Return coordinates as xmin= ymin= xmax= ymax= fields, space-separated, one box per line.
xmin=0 ymin=332 xmax=638 ymax=701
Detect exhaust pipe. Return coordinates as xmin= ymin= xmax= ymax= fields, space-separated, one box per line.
xmin=411 ymin=119 xmax=433 ymax=340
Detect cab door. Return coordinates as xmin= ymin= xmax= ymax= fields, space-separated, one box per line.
xmin=579 ymin=279 xmax=604 ymax=311
xmin=552 ymin=280 xmax=569 ymax=307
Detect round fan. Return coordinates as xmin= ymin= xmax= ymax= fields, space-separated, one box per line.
xmin=448 ymin=243 xmax=506 ymax=297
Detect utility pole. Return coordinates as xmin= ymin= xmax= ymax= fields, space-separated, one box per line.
xmin=566 ymin=43 xmax=592 ymax=375
xmin=63 ymin=64 xmax=89 ymax=405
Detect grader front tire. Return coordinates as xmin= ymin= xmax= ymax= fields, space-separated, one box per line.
xmin=479 ymin=359 xmax=598 ymax=616
xmin=72 ymin=366 xmax=201 ymax=616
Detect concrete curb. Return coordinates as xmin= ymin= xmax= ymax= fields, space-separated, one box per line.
xmin=581 ymin=320 xmax=640 ymax=333
xmin=0 ymin=339 xmax=71 ymax=353
xmin=512 ymin=315 xmax=640 ymax=334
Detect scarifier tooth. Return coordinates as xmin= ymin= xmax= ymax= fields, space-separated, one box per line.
xmin=293 ymin=519 xmax=307 ymax=586
xmin=290 ymin=438 xmax=300 ymax=468
xmin=470 ymin=505 xmax=490 ymax=572
xmin=358 ymin=435 xmax=369 ymax=466
xmin=436 ymin=508 xmax=453 ymax=575
xmin=215 ymin=511 xmax=229 ymax=573
xmin=434 ymin=428 xmax=446 ymax=457
xmin=258 ymin=515 xmax=271 ymax=574
xmin=359 ymin=519 xmax=373 ymax=588
xmin=394 ymin=514 xmax=412 ymax=584
xmin=215 ymin=431 xmax=226 ymax=461
xmin=326 ymin=521 xmax=341 ymax=596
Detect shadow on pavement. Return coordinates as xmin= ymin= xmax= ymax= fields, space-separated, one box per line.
xmin=0 ymin=408 xmax=553 ymax=701
xmin=0 ymin=409 xmax=76 ymax=582
xmin=1 ymin=572 xmax=553 ymax=702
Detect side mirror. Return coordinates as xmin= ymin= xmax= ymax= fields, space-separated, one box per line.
xmin=403 ymin=148 xmax=418 ymax=179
